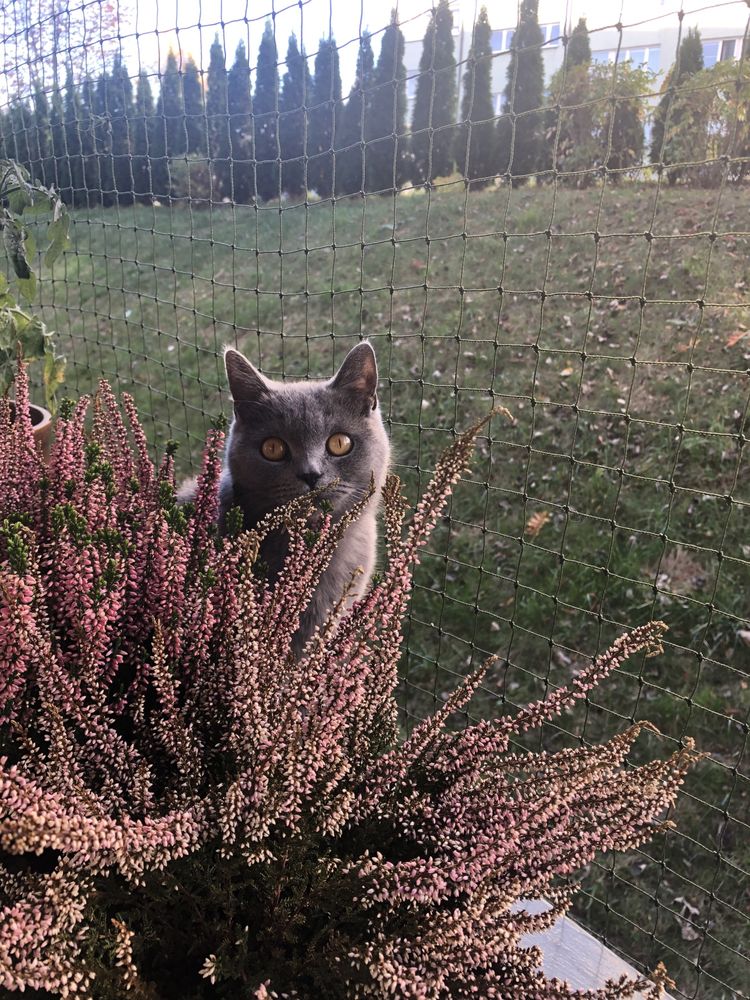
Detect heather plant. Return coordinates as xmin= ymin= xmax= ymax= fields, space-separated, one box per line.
xmin=0 ymin=363 xmax=694 ymax=998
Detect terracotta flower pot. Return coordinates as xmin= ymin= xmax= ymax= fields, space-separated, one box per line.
xmin=30 ymin=402 xmax=53 ymax=459
xmin=10 ymin=401 xmax=53 ymax=461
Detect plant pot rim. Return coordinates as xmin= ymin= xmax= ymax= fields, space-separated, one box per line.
xmin=29 ymin=401 xmax=52 ymax=431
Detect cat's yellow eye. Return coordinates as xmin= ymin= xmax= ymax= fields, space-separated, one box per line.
xmin=260 ymin=437 xmax=288 ymax=461
xmin=327 ymin=433 xmax=353 ymax=457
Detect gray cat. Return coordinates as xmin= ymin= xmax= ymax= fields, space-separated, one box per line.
xmin=217 ymin=342 xmax=390 ymax=656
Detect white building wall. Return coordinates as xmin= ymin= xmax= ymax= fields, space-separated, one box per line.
xmin=401 ymin=0 xmax=748 ymax=122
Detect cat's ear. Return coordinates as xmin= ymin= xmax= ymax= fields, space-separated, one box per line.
xmin=329 ymin=342 xmax=379 ymax=412
xmin=224 ymin=348 xmax=270 ymax=408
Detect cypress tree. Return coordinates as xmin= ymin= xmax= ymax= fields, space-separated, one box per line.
xmin=159 ymin=50 xmax=187 ymax=159
xmin=650 ymin=27 xmax=704 ymax=175
xmin=455 ymin=7 xmax=497 ymax=188
xmin=545 ymin=17 xmax=593 ymax=184
xmin=110 ymin=55 xmax=135 ymax=203
xmin=93 ymin=72 xmax=116 ymax=205
xmin=498 ymin=0 xmax=545 ymax=179
xmin=366 ymin=11 xmax=408 ymax=193
xmin=31 ymin=86 xmax=52 ymax=185
xmin=567 ymin=18 xmax=591 ymax=67
xmin=132 ymin=71 xmax=156 ymax=200
xmin=64 ymin=70 xmax=86 ymax=205
xmin=254 ymin=22 xmax=280 ymax=202
xmin=183 ymin=56 xmax=206 ymax=155
xmin=7 ymin=102 xmax=33 ymax=175
xmin=410 ymin=0 xmax=457 ymax=184
xmin=335 ymin=31 xmax=375 ymax=196
xmin=49 ymin=86 xmax=67 ymax=195
xmin=79 ymin=77 xmax=101 ymax=205
xmin=308 ymin=37 xmax=342 ymax=200
xmin=596 ymin=62 xmax=647 ymax=180
xmin=227 ymin=40 xmax=255 ymax=203
xmin=280 ymin=34 xmax=313 ymax=197
xmin=206 ymin=35 xmax=230 ymax=200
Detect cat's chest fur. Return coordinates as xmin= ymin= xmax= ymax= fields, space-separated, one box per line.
xmin=218 ymin=343 xmax=390 ymax=657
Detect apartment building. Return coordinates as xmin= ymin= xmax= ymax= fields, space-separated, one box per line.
xmin=401 ymin=0 xmax=748 ymax=118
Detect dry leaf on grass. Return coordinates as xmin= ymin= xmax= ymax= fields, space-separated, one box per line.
xmin=725 ymin=330 xmax=748 ymax=349
xmin=526 ymin=511 xmax=551 ymax=538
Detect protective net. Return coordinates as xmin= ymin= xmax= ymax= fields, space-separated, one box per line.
xmin=0 ymin=0 xmax=748 ymax=996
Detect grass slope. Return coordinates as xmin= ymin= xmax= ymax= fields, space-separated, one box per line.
xmin=38 ymin=181 xmax=749 ymax=999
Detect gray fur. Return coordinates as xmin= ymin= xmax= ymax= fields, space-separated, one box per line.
xmin=219 ymin=342 xmax=390 ymax=656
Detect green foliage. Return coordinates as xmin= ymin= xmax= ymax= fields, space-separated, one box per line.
xmin=206 ymin=35 xmax=230 ymax=202
xmin=183 ymin=56 xmax=207 ymax=156
xmin=308 ymin=37 xmax=342 ymax=200
xmin=132 ymin=71 xmax=156 ymax=200
xmin=335 ymin=32 xmax=375 ymax=196
xmin=31 ymin=86 xmax=52 ymax=187
xmin=159 ymin=51 xmax=187 ymax=160
xmin=593 ymin=61 xmax=650 ymax=179
xmin=254 ymin=21 xmax=280 ymax=202
xmin=650 ymin=27 xmax=705 ymax=179
xmin=455 ymin=7 xmax=497 ymax=188
xmin=169 ymin=156 xmax=213 ymax=203
xmin=567 ymin=18 xmax=591 ymax=67
xmin=63 ymin=68 xmax=87 ymax=206
xmin=0 ymin=160 xmax=69 ymax=409
xmin=110 ymin=54 xmax=135 ymax=205
xmin=655 ymin=59 xmax=750 ymax=185
xmin=227 ymin=41 xmax=254 ymax=203
xmin=546 ymin=64 xmax=596 ymax=184
xmin=410 ymin=0 xmax=457 ymax=184
xmin=365 ymin=11 xmax=409 ymax=194
xmin=280 ymin=34 xmax=312 ymax=198
xmin=547 ymin=61 xmax=651 ymax=182
xmin=498 ymin=0 xmax=545 ymax=179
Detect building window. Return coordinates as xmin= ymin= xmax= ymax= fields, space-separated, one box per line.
xmin=591 ymin=45 xmax=660 ymax=72
xmin=542 ymin=23 xmax=561 ymax=46
xmin=703 ymin=38 xmax=739 ymax=67
xmin=491 ymin=28 xmax=515 ymax=53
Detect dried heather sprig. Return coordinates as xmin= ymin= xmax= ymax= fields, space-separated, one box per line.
xmin=0 ymin=377 xmax=694 ymax=998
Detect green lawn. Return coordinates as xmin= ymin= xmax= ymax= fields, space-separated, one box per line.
xmin=38 ymin=181 xmax=749 ymax=999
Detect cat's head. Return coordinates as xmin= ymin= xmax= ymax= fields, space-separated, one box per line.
xmin=223 ymin=342 xmax=390 ymax=521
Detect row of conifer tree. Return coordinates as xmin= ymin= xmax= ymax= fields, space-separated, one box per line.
xmin=1 ymin=0 xmax=744 ymax=206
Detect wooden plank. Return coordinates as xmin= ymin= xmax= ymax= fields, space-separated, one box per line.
xmin=518 ymin=900 xmax=674 ymax=998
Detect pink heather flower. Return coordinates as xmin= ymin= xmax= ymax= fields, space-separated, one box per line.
xmin=0 ymin=373 xmax=692 ymax=998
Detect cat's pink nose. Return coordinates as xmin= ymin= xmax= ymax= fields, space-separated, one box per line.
xmin=298 ymin=470 xmax=322 ymax=489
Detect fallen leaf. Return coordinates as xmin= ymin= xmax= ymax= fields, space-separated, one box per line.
xmin=560 ymin=367 xmax=574 ymax=377
xmin=725 ymin=330 xmax=748 ymax=349
xmin=526 ymin=511 xmax=551 ymax=538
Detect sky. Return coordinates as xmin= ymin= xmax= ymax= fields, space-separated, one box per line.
xmin=2 ymin=0 xmax=747 ymax=97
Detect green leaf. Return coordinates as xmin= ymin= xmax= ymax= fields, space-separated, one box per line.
xmin=16 ymin=273 xmax=37 ymax=302
xmin=19 ymin=315 xmax=47 ymax=360
xmin=45 ymin=214 xmax=70 ymax=268
xmin=3 ymin=223 xmax=32 ymax=280
xmin=43 ymin=352 xmax=66 ymax=414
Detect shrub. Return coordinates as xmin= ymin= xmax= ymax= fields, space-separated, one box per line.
xmin=546 ymin=61 xmax=652 ymax=184
xmin=657 ymin=60 xmax=750 ymax=186
xmin=168 ymin=156 xmax=213 ymax=204
xmin=0 ymin=365 xmax=693 ymax=998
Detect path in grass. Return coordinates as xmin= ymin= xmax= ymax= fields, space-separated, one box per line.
xmin=40 ymin=182 xmax=750 ymax=999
